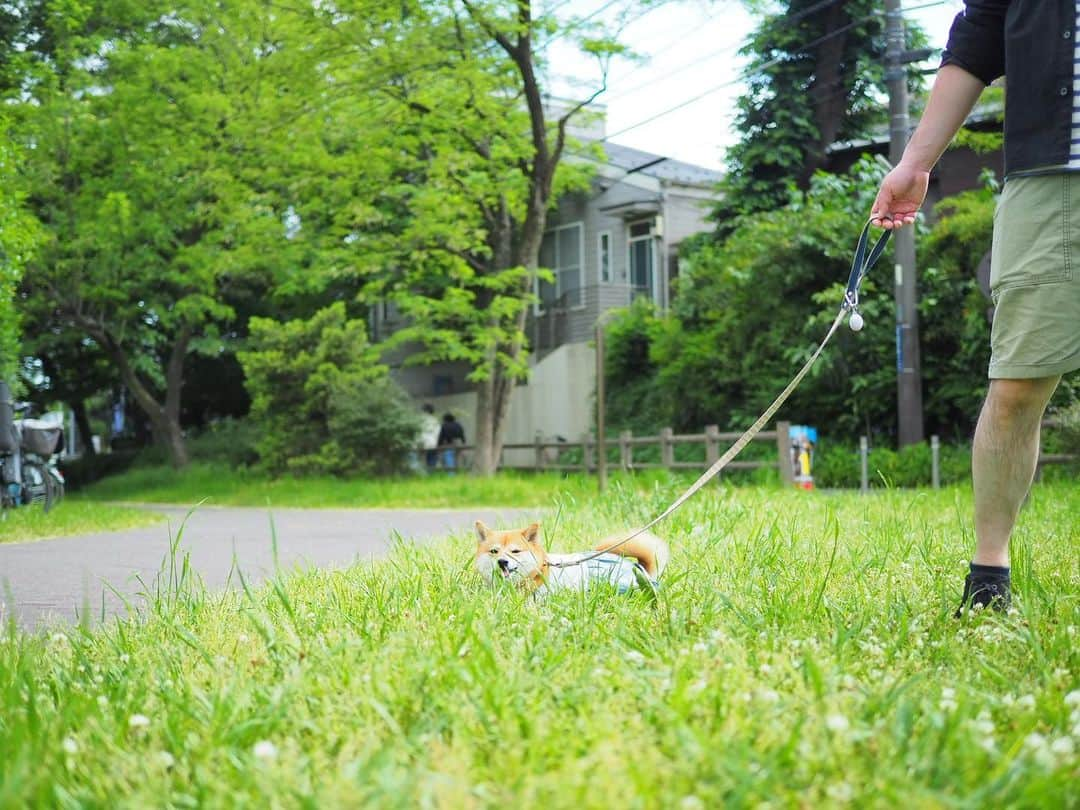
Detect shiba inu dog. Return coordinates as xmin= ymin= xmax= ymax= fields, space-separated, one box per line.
xmin=473 ymin=520 xmax=669 ymax=595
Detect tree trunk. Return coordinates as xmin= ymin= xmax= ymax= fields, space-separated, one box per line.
xmin=799 ymin=2 xmax=849 ymax=188
xmin=86 ymin=324 xmax=192 ymax=469
xmin=71 ymin=398 xmax=96 ymax=457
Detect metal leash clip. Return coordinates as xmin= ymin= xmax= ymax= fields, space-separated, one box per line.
xmin=843 ymin=220 xmax=891 ymax=332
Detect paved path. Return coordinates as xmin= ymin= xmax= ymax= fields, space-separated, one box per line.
xmin=0 ymin=504 xmax=533 ymax=631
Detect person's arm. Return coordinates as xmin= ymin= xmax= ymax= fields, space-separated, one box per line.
xmin=870 ymin=65 xmax=987 ymax=229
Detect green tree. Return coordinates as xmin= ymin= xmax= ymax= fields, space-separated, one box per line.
xmin=330 ymin=0 xmax=622 ymax=474
xmin=715 ymin=0 xmax=925 ymax=224
xmin=10 ymin=0 xmax=336 ymax=465
xmin=604 ymin=158 xmax=995 ymax=442
xmin=0 ymin=116 xmax=40 ymax=384
xmin=238 ymin=303 xmax=420 ymax=476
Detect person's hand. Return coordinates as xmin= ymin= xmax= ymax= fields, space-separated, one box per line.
xmin=870 ymin=163 xmax=930 ymax=229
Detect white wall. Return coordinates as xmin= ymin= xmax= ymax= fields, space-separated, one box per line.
xmin=422 ymin=341 xmax=596 ymax=467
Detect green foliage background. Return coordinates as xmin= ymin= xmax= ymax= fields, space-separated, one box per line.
xmin=238 ymin=303 xmax=421 ymax=477
xmin=0 ymin=117 xmax=39 ymax=384
xmin=604 ymin=157 xmax=998 ymax=443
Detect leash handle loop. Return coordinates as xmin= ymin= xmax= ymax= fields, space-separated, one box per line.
xmin=844 ymin=221 xmax=891 ymax=310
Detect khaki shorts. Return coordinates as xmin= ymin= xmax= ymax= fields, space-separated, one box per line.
xmin=989 ymin=173 xmax=1080 ymax=379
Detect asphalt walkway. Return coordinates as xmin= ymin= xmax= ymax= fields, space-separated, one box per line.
xmin=0 ymin=504 xmax=532 ymax=631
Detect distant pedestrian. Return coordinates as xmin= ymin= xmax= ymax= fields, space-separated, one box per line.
xmin=420 ymin=404 xmax=440 ymax=470
xmin=437 ymin=412 xmax=465 ymax=472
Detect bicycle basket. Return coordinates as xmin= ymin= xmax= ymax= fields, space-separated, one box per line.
xmin=20 ymin=420 xmax=62 ymax=456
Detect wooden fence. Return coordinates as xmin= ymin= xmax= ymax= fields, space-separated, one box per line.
xmin=434 ymin=422 xmax=795 ymax=482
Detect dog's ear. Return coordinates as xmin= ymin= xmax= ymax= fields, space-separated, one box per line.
xmin=474 ymin=520 xmax=491 ymax=544
xmin=523 ymin=522 xmax=541 ymax=544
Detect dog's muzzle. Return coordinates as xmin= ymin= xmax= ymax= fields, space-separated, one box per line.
xmin=497 ymin=558 xmax=517 ymax=577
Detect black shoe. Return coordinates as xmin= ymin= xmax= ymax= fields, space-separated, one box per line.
xmin=955 ymin=566 xmax=1011 ymax=618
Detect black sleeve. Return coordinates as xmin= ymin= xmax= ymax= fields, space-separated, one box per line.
xmin=437 ymin=426 xmax=447 ymax=445
xmin=939 ymin=0 xmax=1009 ymax=84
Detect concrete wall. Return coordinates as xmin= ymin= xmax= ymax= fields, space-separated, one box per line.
xmin=421 ymin=341 xmax=597 ymax=467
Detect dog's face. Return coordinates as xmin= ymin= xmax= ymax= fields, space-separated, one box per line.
xmin=474 ymin=521 xmax=547 ymax=589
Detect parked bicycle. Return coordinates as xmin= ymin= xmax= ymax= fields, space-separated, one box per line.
xmin=0 ymin=381 xmax=65 ymax=514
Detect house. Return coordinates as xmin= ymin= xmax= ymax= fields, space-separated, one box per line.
xmin=374 ymin=130 xmax=722 ymax=459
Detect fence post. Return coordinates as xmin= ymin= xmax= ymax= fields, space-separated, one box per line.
xmin=860 ymin=436 xmax=869 ymax=493
xmin=620 ymin=429 xmax=632 ymax=471
xmin=583 ymin=432 xmax=594 ymax=473
xmin=931 ymin=435 xmax=940 ymax=489
xmin=705 ymin=424 xmax=720 ymax=482
xmin=660 ymin=427 xmax=674 ymax=469
xmin=535 ymin=431 xmax=545 ymax=472
xmin=776 ymin=421 xmax=794 ymax=485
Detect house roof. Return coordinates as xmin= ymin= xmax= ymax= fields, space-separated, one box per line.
xmin=602 ymin=142 xmax=723 ymax=188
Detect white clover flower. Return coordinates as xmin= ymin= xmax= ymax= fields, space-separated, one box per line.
xmin=825 ymin=714 xmax=850 ymax=733
xmin=96 ymin=695 xmax=108 ymax=708
xmin=978 ymin=736 xmax=997 ymax=754
xmin=758 ymin=663 xmax=772 ymax=675
xmin=157 ymin=751 xmax=175 ymax=769
xmin=758 ymin=689 xmax=780 ymax=704
xmin=679 ymin=796 xmax=705 ymax=810
xmin=973 ymin=712 xmax=995 ymax=736
xmin=253 ymin=740 xmax=278 ymax=760
xmin=119 ymin=654 xmax=130 ymax=664
xmin=1017 ymin=694 xmax=1036 ymax=710
xmin=1024 ymin=732 xmax=1047 ymax=750
xmin=1050 ymin=737 xmax=1075 ymax=758
xmin=624 ymin=650 xmax=646 ymax=666
xmin=826 ymin=782 xmax=854 ymax=803
xmin=128 ymin=714 xmax=150 ymax=730
xmin=689 ymin=679 xmax=708 ymax=695
xmin=692 ymin=642 xmax=708 ymax=654
xmin=942 ymin=688 xmax=956 ymax=700
xmin=1065 ymin=690 xmax=1080 ymax=708
xmin=50 ymin=633 xmax=67 ymax=644
xmin=62 ymin=737 xmax=79 ymax=755
xmin=237 ymin=633 xmax=249 ymax=643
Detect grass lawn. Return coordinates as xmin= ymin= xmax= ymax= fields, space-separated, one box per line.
xmin=1 ymin=481 xmax=1077 ymax=806
xmin=0 ymin=500 xmax=161 ymax=546
xmin=79 ymin=462 xmax=667 ymax=509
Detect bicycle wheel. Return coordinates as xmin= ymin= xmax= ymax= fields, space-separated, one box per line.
xmin=42 ymin=466 xmax=57 ymax=513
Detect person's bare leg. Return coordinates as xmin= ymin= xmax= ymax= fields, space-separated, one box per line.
xmin=971 ymin=376 xmax=1060 ymax=566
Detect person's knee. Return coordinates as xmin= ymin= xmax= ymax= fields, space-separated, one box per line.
xmin=983 ymin=377 xmax=1059 ymax=427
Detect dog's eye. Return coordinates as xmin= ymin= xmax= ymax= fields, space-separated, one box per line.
xmin=489 ymin=548 xmax=499 ymax=555
xmin=509 ymin=548 xmax=522 ymax=554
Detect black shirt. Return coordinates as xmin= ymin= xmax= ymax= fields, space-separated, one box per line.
xmin=941 ymin=0 xmax=1075 ymax=176
xmin=438 ymin=420 xmax=465 ymax=446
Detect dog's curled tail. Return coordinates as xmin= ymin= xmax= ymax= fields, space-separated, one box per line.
xmin=595 ymin=531 xmax=669 ymax=579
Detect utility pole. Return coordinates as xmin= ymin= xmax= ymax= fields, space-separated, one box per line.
xmin=885 ymin=0 xmax=925 ymax=446
xmin=595 ymin=320 xmax=607 ymax=493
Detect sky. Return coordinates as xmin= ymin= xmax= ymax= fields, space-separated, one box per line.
xmin=543 ymin=0 xmax=967 ymax=170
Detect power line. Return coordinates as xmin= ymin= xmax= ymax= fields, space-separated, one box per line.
xmin=601 ymin=11 xmax=878 ymax=142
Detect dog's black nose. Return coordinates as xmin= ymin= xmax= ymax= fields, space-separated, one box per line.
xmin=498 ymin=558 xmax=510 ymax=572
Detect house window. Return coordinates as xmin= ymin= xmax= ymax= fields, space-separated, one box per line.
xmin=628 ymin=220 xmax=655 ymax=302
xmin=538 ymin=222 xmax=584 ymax=309
xmin=598 ymin=231 xmax=612 ymax=283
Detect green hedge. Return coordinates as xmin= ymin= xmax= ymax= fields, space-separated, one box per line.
xmin=813 ymin=441 xmax=971 ymax=489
